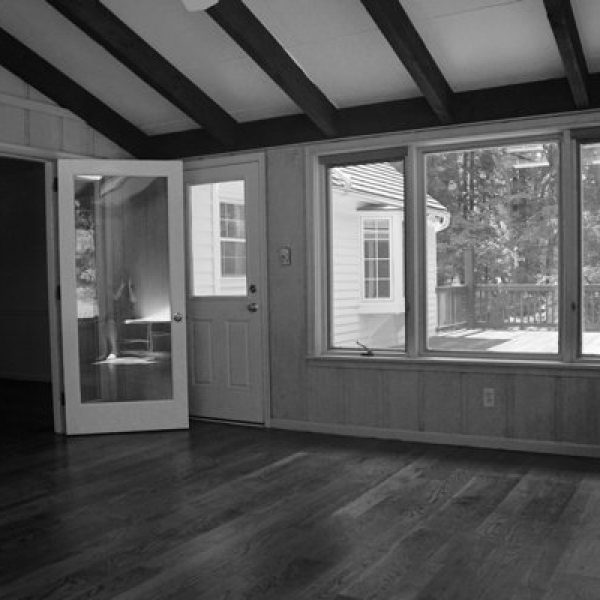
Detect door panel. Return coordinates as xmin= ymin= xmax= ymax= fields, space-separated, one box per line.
xmin=59 ymin=160 xmax=188 ymax=434
xmin=185 ymin=157 xmax=267 ymax=423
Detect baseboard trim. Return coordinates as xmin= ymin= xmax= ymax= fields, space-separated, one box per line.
xmin=270 ymin=418 xmax=600 ymax=458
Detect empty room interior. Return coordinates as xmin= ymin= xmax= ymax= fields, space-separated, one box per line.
xmin=4 ymin=0 xmax=600 ymax=598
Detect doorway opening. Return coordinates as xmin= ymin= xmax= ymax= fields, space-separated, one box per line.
xmin=0 ymin=157 xmax=53 ymax=433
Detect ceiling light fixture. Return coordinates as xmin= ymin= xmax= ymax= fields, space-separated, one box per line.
xmin=181 ymin=0 xmax=219 ymax=11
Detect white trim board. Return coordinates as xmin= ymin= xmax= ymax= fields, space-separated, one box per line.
xmin=271 ymin=418 xmax=600 ymax=459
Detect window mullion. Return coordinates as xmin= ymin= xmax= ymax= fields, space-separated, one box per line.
xmin=405 ymin=145 xmax=421 ymax=358
xmin=560 ymin=130 xmax=579 ymax=362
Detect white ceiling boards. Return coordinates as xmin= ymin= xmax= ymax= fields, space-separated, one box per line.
xmin=0 ymin=0 xmax=597 ymax=156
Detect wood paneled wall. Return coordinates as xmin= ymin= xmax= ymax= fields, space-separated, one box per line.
xmin=266 ymin=145 xmax=600 ymax=456
xmin=0 ymin=65 xmax=127 ymax=157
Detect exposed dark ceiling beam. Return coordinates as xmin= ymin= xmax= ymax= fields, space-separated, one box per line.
xmin=46 ymin=0 xmax=238 ymax=147
xmin=0 ymin=27 xmax=148 ymax=157
xmin=206 ymin=0 xmax=338 ymax=137
xmin=543 ymin=0 xmax=589 ymax=109
xmin=145 ymin=73 xmax=600 ymax=159
xmin=359 ymin=0 xmax=454 ymax=124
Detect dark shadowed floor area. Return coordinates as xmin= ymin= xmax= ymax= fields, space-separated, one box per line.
xmin=2 ymin=379 xmax=600 ymax=599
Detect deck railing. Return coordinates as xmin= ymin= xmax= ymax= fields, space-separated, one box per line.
xmin=436 ymin=283 xmax=568 ymax=331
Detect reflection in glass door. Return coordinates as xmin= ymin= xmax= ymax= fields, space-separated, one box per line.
xmin=75 ymin=175 xmax=173 ymax=403
xmin=59 ymin=161 xmax=187 ymax=434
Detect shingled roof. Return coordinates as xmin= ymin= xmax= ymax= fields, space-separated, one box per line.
xmin=330 ymin=162 xmax=445 ymax=211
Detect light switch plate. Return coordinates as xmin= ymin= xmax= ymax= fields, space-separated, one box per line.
xmin=278 ymin=246 xmax=292 ymax=265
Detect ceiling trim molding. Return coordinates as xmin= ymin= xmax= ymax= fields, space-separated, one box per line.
xmin=0 ymin=27 xmax=148 ymax=157
xmin=207 ymin=0 xmax=338 ymax=137
xmin=145 ymin=74 xmax=600 ymax=158
xmin=46 ymin=0 xmax=238 ymax=147
xmin=359 ymin=0 xmax=454 ymax=125
xmin=543 ymin=0 xmax=589 ymax=109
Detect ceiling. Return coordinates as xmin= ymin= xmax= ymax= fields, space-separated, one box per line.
xmin=0 ymin=0 xmax=598 ymax=157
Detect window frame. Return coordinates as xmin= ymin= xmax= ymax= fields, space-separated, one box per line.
xmin=306 ymin=119 xmax=600 ymax=365
xmin=416 ymin=135 xmax=564 ymax=361
xmin=321 ymin=148 xmax=409 ymax=354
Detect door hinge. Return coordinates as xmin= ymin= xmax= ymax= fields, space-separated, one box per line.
xmin=53 ymin=177 xmax=58 ymax=193
xmin=60 ymin=392 xmax=65 ymax=407
xmin=56 ymin=285 xmax=61 ymax=301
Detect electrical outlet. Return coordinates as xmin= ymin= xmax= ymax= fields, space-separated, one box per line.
xmin=483 ymin=387 xmax=495 ymax=408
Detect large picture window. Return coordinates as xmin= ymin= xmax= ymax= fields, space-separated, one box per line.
xmin=424 ymin=141 xmax=560 ymax=355
xmin=314 ymin=131 xmax=600 ymax=363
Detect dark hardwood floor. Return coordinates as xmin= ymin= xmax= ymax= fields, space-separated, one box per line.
xmin=2 ymin=381 xmax=600 ymax=599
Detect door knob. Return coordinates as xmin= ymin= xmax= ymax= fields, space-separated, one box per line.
xmin=173 ymin=312 xmax=183 ymax=322
xmin=247 ymin=302 xmax=259 ymax=313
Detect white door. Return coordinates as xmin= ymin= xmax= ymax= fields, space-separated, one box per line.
xmin=58 ymin=160 xmax=188 ymax=434
xmin=185 ymin=155 xmax=268 ymax=423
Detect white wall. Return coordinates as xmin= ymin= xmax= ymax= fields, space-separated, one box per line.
xmin=0 ymin=65 xmax=128 ymax=158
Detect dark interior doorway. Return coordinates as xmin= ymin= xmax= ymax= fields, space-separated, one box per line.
xmin=0 ymin=157 xmax=53 ymax=432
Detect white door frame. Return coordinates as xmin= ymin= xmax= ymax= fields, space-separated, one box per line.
xmin=184 ymin=152 xmax=271 ymax=426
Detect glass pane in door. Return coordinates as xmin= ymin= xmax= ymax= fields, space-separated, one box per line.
xmin=188 ymin=180 xmax=247 ymax=296
xmin=74 ymin=175 xmax=173 ymax=402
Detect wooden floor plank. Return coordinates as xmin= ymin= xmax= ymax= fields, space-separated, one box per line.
xmin=2 ymin=382 xmax=600 ymax=599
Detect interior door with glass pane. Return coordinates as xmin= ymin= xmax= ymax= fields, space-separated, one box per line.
xmin=185 ymin=157 xmax=267 ymax=423
xmin=58 ymin=160 xmax=188 ymax=434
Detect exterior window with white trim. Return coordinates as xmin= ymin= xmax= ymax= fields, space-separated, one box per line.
xmin=362 ymin=218 xmax=391 ymax=299
xmin=219 ymin=201 xmax=246 ymax=277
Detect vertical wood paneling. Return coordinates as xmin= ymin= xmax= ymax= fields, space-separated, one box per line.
xmin=308 ymin=367 xmax=343 ymax=424
xmin=513 ymin=375 xmax=556 ymax=441
xmin=29 ymin=111 xmax=62 ymax=150
xmin=0 ymin=104 xmax=25 ymax=145
xmin=343 ymin=369 xmax=383 ymax=427
xmin=559 ymin=378 xmax=596 ymax=444
xmin=463 ymin=373 xmax=512 ymax=438
xmin=422 ymin=372 xmax=461 ymax=433
xmin=382 ymin=369 xmax=419 ymax=430
xmin=0 ymin=69 xmax=126 ymax=157
xmin=62 ymin=118 xmax=92 ymax=155
xmin=267 ymin=146 xmax=308 ymax=421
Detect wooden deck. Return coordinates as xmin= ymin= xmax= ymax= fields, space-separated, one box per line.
xmin=431 ymin=328 xmax=600 ymax=354
xmin=3 ymin=380 xmax=600 ymax=599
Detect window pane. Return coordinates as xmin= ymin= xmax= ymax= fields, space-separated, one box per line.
xmin=581 ymin=143 xmax=600 ymax=355
xmin=189 ymin=180 xmax=246 ymax=296
xmin=364 ymin=259 xmax=377 ymax=278
xmin=364 ymin=240 xmax=376 ymax=258
xmin=425 ymin=142 xmax=559 ymax=354
xmin=329 ymin=160 xmax=405 ymax=350
xmin=378 ymin=260 xmax=390 ymax=278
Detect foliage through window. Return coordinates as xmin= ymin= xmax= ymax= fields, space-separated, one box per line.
xmin=425 ymin=142 xmax=560 ymax=354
